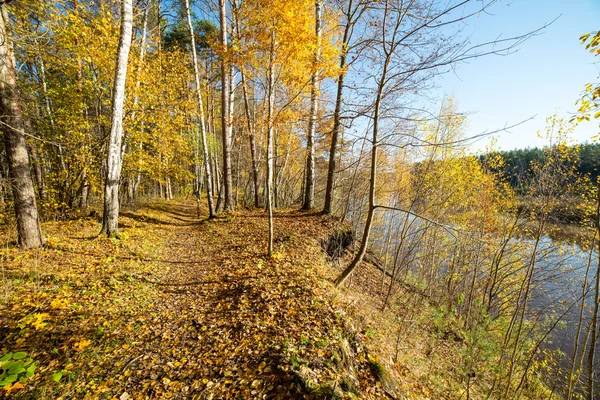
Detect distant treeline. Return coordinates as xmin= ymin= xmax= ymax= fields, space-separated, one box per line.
xmin=480 ymin=142 xmax=600 ymax=191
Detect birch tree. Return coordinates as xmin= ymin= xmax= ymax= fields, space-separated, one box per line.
xmin=101 ymin=0 xmax=133 ymax=237
xmin=219 ymin=0 xmax=234 ymax=211
xmin=266 ymin=34 xmax=275 ymax=255
xmin=184 ymin=0 xmax=215 ymax=218
xmin=301 ymin=0 xmax=322 ymax=210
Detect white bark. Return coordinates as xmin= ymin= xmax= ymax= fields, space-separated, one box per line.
xmin=302 ymin=0 xmax=322 ymax=210
xmin=219 ymin=0 xmax=234 ymax=211
xmin=131 ymin=3 xmax=149 ymax=201
xmin=266 ymin=33 xmax=275 ymax=255
xmin=130 ymin=3 xmax=149 ymax=122
xmin=185 ymin=0 xmax=215 ymax=218
xmin=102 ymin=0 xmax=133 ymax=237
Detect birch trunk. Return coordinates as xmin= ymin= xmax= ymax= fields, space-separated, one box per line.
xmin=274 ymin=130 xmax=279 ymax=208
xmin=302 ymin=0 xmax=322 ymax=211
xmin=266 ymin=33 xmax=275 ymax=256
xmin=0 ymin=3 xmax=44 ymax=249
xmin=166 ymin=177 xmax=172 ymax=200
xmin=219 ymin=0 xmax=234 ymax=211
xmin=129 ymin=2 xmax=149 ymax=203
xmin=101 ymin=0 xmax=133 ymax=237
xmin=184 ymin=0 xmax=215 ymax=217
xmin=130 ymin=2 xmax=148 ymax=123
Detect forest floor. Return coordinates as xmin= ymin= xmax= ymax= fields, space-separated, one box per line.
xmin=0 ymin=200 xmax=400 ymax=399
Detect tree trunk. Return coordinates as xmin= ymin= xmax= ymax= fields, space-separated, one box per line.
xmin=166 ymin=177 xmax=172 ymax=200
xmin=234 ymin=133 xmax=241 ymax=205
xmin=130 ymin=2 xmax=148 ymax=203
xmin=228 ymin=64 xmax=236 ymax=208
xmin=0 ymin=166 xmax=5 ymax=207
xmin=219 ymin=0 xmax=234 ymax=211
xmin=276 ymin=141 xmax=290 ymax=207
xmin=324 ymin=0 xmax=353 ymax=215
xmin=565 ymin=233 xmax=595 ymax=399
xmin=0 ymin=3 xmax=44 ymax=249
xmin=214 ymin=152 xmax=223 ymax=212
xmin=101 ymin=0 xmax=133 ymax=237
xmin=130 ymin=2 xmax=148 ymax=123
xmin=36 ymin=39 xmax=67 ymax=176
xmin=79 ymin=167 xmax=89 ymax=210
xmin=126 ymin=176 xmax=134 ymax=203
xmin=586 ymin=181 xmax=600 ymax=400
xmin=302 ymin=0 xmax=322 ymax=211
xmin=240 ymin=71 xmax=260 ymax=208
xmin=274 ymin=129 xmax=279 ymax=208
xmin=184 ymin=0 xmax=215 ymax=217
xmin=27 ymin=138 xmax=45 ymax=202
xmin=266 ymin=33 xmax=275 ymax=256
xmin=334 ymin=50 xmax=391 ymax=288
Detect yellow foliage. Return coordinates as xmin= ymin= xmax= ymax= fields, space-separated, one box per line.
xmin=50 ymin=298 xmax=70 ymax=310
xmin=73 ymin=339 xmax=91 ymax=352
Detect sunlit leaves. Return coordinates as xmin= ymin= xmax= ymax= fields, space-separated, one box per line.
xmin=575 ymin=32 xmax=600 ymax=135
xmin=73 ymin=339 xmax=91 ymax=352
xmin=17 ymin=312 xmax=50 ymax=331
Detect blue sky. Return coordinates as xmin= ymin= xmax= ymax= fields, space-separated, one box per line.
xmin=439 ymin=0 xmax=600 ymax=152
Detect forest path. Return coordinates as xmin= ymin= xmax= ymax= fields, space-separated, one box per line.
xmin=127 ymin=200 xmax=338 ymax=398
xmin=1 ymin=200 xmax=383 ymax=399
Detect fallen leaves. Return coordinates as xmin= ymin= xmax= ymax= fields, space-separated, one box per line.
xmin=2 ymin=381 xmax=24 ymax=396
xmin=50 ymin=298 xmax=70 ymax=310
xmin=0 ymin=201 xmax=386 ymax=399
xmin=73 ymin=340 xmax=91 ymax=352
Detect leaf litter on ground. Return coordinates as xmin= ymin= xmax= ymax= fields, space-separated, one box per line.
xmin=0 ymin=200 xmax=388 ymax=399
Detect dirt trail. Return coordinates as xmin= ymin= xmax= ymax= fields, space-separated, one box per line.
xmin=128 ymin=201 xmax=341 ymax=398
xmin=1 ymin=201 xmax=385 ymax=399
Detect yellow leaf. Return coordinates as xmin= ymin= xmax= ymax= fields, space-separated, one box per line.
xmin=51 ymin=298 xmax=70 ymax=310
xmin=74 ymin=339 xmax=91 ymax=352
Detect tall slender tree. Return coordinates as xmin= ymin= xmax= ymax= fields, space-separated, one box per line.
xmin=219 ymin=0 xmax=234 ymax=211
xmin=586 ymin=181 xmax=600 ymax=400
xmin=231 ymin=0 xmax=260 ymax=208
xmin=266 ymin=32 xmax=275 ymax=255
xmin=333 ymin=0 xmax=539 ymax=287
xmin=301 ymin=0 xmax=322 ymax=210
xmin=0 ymin=0 xmax=44 ymax=249
xmin=185 ymin=0 xmax=215 ymax=218
xmin=101 ymin=0 xmax=134 ymax=237
xmin=323 ymin=0 xmax=366 ymax=215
